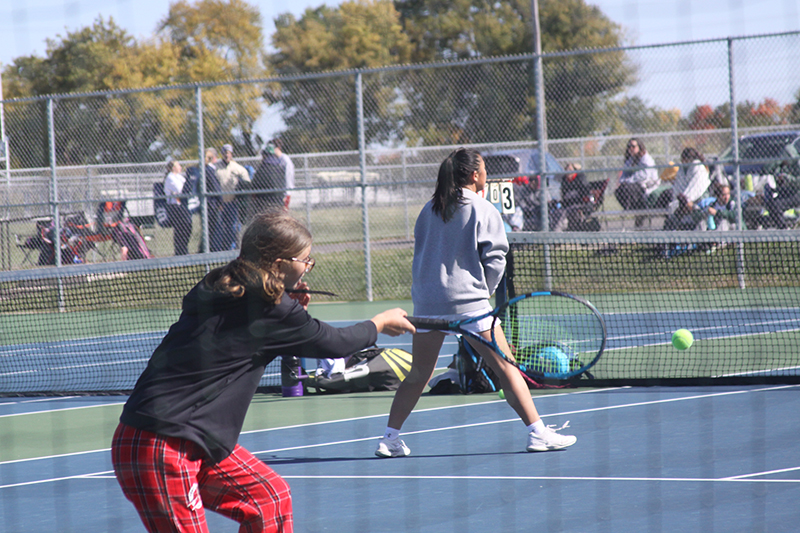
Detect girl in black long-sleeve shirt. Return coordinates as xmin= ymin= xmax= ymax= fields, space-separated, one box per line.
xmin=112 ymin=211 xmax=413 ymax=533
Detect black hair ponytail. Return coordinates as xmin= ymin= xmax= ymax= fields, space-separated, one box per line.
xmin=431 ymin=148 xmax=482 ymax=222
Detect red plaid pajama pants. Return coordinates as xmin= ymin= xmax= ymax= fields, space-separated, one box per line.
xmin=112 ymin=423 xmax=293 ymax=533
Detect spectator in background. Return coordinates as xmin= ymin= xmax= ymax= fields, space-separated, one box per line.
xmin=271 ymin=138 xmax=295 ymax=209
xmin=559 ymin=162 xmax=601 ymax=232
xmin=216 ymin=144 xmax=251 ymax=250
xmin=615 ymin=138 xmax=663 ymax=212
xmin=706 ymin=183 xmax=740 ymax=231
xmin=248 ymin=144 xmax=287 ymax=224
xmin=758 ymin=148 xmax=800 ymax=229
xmin=204 ymin=148 xmax=225 ymax=252
xmin=164 ymin=160 xmax=192 ymax=256
xmin=663 ymin=147 xmax=711 ymax=231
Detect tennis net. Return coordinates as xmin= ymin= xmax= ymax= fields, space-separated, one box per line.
xmin=0 ymin=251 xmax=291 ymax=394
xmin=504 ymin=230 xmax=800 ymax=385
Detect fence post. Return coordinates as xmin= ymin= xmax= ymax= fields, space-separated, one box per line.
xmin=196 ymin=86 xmax=209 ymax=254
xmin=356 ymin=72 xmax=373 ymax=301
xmin=303 ymin=155 xmax=311 ymax=231
xmin=0 ymin=71 xmax=10 ymax=222
xmin=532 ymin=0 xmax=552 ymax=290
xmin=402 ymin=149 xmax=410 ymax=240
xmin=728 ymin=38 xmax=745 ymax=290
xmin=47 ymin=98 xmax=66 ymax=310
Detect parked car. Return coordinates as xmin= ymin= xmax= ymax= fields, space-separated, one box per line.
xmin=483 ymin=149 xmax=565 ymax=198
xmin=483 ymin=149 xmax=565 ymax=231
xmin=718 ymin=130 xmax=800 ymax=176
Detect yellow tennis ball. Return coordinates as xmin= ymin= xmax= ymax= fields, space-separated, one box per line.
xmin=498 ymin=389 xmax=505 ymax=400
xmin=672 ymin=329 xmax=694 ymax=350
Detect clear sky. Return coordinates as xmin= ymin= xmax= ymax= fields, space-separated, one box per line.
xmin=1 ymin=0 xmax=798 ymax=112
xmin=2 ymin=0 xmax=797 ymax=67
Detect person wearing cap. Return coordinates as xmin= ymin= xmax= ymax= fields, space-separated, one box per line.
xmin=215 ymin=144 xmax=251 ymax=250
xmin=248 ymin=144 xmax=287 ymax=223
xmin=270 ymin=138 xmax=295 ymax=209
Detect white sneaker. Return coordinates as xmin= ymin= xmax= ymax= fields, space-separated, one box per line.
xmin=526 ymin=421 xmax=577 ymax=452
xmin=375 ymin=437 xmax=411 ymax=458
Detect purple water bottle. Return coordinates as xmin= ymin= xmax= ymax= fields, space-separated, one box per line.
xmin=281 ymin=356 xmax=304 ymax=397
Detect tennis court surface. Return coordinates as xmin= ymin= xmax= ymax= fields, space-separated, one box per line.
xmin=1 ymin=383 xmax=798 ymax=532
xmin=1 ymin=231 xmax=799 ymax=531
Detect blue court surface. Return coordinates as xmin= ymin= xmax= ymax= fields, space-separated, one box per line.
xmin=1 ymin=383 xmax=798 ymax=532
xmin=3 ymin=304 xmax=797 ymax=393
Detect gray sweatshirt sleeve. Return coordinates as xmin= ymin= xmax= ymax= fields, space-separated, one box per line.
xmin=477 ymin=202 xmax=509 ymax=296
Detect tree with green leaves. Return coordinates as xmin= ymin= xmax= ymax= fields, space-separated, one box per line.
xmin=601 ymin=96 xmax=681 ymax=136
xmin=2 ymin=0 xmax=269 ymax=169
xmin=269 ymin=0 xmax=633 ymax=149
xmin=394 ymin=0 xmax=636 ymax=143
xmin=1 ymin=18 xmax=161 ymax=168
xmin=269 ymin=0 xmax=413 ymax=152
xmin=158 ymin=0 xmax=268 ymax=157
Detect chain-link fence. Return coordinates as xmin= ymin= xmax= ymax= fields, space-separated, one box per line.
xmin=1 ymin=32 xmax=799 ymax=300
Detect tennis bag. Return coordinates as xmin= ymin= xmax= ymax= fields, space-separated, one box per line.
xmin=428 ymin=335 xmax=501 ymax=395
xmin=428 ymin=335 xmax=568 ymax=394
xmin=456 ymin=335 xmax=501 ymax=394
xmin=305 ymin=347 xmax=412 ymax=393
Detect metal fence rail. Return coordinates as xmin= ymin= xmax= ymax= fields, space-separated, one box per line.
xmin=1 ymin=31 xmax=799 ymax=300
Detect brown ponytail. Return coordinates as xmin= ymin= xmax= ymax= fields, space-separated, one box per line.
xmin=207 ymin=211 xmax=312 ymax=303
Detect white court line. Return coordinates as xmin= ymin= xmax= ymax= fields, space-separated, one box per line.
xmin=0 ymin=396 xmax=80 ymax=405
xmin=0 ymin=401 xmax=125 ymax=419
xmin=0 ymin=471 xmax=115 ymax=489
xmin=0 ymin=389 xmax=620 ymax=466
xmin=241 ymin=386 xmax=614 ymax=436
xmin=608 ymin=320 xmax=800 ymax=347
xmin=4 ymin=470 xmax=799 ymax=490
xmin=5 ymin=470 xmax=800 ymax=490
xmin=0 ymin=448 xmax=111 ymax=466
xmin=280 ymin=474 xmax=800 ymax=484
xmin=249 ymin=385 xmax=799 ymax=455
xmin=722 ymin=466 xmax=800 ymax=480
xmin=1 ymin=385 xmax=797 ymax=487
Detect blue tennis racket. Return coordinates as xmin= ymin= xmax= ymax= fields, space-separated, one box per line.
xmin=407 ymin=291 xmax=606 ymax=380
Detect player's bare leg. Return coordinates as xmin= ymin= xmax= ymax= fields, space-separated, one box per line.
xmin=376 ymin=330 xmax=444 ymax=457
xmin=465 ymin=326 xmax=540 ymax=425
xmin=469 ymin=325 xmax=576 ymax=452
xmin=387 ymin=330 xmax=444 ymax=430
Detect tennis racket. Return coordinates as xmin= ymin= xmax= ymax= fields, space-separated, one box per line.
xmin=285 ymin=288 xmax=338 ymax=297
xmin=407 ymin=291 xmax=606 ymax=380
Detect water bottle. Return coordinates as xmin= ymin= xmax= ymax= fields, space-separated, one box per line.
xmin=707 ymin=214 xmax=716 ymax=230
xmin=281 ymin=356 xmax=304 ymax=397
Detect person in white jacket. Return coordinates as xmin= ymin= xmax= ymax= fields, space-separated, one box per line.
xmin=615 ymin=138 xmax=662 ymax=210
xmin=664 ymin=147 xmax=711 ymax=231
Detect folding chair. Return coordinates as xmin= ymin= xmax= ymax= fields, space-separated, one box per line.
xmin=15 ymin=234 xmax=37 ymax=267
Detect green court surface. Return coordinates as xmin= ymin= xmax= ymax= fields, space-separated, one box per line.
xmin=0 ymin=388 xmax=580 ymax=464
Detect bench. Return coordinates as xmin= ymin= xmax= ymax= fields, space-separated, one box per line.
xmin=588 ymin=208 xmax=671 ymax=230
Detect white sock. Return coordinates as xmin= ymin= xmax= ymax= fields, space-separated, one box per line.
xmin=527 ymin=420 xmax=545 ymax=435
xmin=383 ymin=427 xmax=401 ymax=440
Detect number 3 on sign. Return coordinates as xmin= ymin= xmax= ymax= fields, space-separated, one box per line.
xmin=499 ymin=182 xmax=515 ymax=214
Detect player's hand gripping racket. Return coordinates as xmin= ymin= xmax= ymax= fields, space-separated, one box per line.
xmin=407 ymin=291 xmax=606 ymax=380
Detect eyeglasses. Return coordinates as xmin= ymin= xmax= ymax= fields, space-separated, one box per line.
xmin=284 ymin=256 xmax=315 ymax=273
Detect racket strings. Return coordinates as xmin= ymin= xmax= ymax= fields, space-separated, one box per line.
xmin=502 ymin=297 xmax=605 ymax=377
